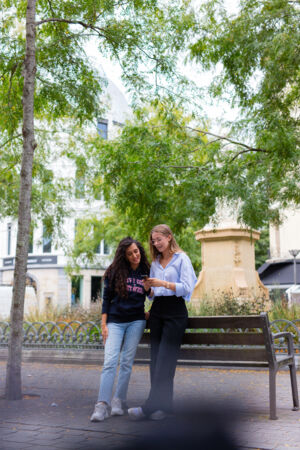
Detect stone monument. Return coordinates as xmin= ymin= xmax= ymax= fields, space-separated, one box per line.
xmin=191 ymin=202 xmax=269 ymax=304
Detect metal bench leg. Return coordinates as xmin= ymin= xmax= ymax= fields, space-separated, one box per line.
xmin=289 ymin=363 xmax=299 ymax=411
xmin=269 ymin=369 xmax=278 ymax=420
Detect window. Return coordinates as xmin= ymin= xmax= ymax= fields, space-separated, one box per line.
xmin=95 ymin=240 xmax=110 ymax=255
xmin=91 ymin=276 xmax=102 ymax=303
xmin=7 ymin=223 xmax=11 ymax=255
xmin=75 ymin=168 xmax=85 ymax=199
xmin=103 ymin=240 xmax=109 ymax=255
xmin=71 ymin=276 xmax=83 ymax=306
xmin=97 ymin=119 xmax=108 ymax=139
xmin=43 ymin=224 xmax=52 ymax=253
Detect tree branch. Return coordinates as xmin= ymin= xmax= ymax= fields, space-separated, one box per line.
xmin=126 ymin=160 xmax=207 ymax=172
xmin=0 ymin=163 xmax=19 ymax=176
xmin=228 ymin=148 xmax=268 ymax=162
xmin=183 ymin=125 xmax=269 ymax=159
xmin=0 ymin=134 xmax=23 ymax=149
xmin=35 ymin=17 xmax=107 ymax=38
xmin=147 ymin=120 xmax=269 ymax=158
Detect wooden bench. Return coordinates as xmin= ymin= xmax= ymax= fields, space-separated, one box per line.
xmin=136 ymin=312 xmax=299 ymax=420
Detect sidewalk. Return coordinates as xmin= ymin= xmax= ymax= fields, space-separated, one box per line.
xmin=0 ymin=360 xmax=300 ymax=450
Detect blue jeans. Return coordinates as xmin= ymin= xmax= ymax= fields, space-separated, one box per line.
xmin=97 ymin=320 xmax=146 ymax=405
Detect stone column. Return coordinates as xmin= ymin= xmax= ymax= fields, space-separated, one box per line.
xmin=82 ymin=275 xmax=91 ymax=309
xmin=192 ymin=227 xmax=269 ymax=304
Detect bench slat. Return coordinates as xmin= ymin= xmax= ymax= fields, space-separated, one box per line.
xmin=137 ymin=345 xmax=268 ymax=362
xmin=135 ymin=346 xmax=268 ymax=363
xmin=178 ymin=347 xmax=268 ymax=362
xmin=141 ymin=332 xmax=265 ymax=345
xmin=182 ymin=332 xmax=265 ymax=346
xmin=187 ymin=315 xmax=264 ymax=329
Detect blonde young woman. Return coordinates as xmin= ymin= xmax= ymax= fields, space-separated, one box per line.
xmin=128 ymin=224 xmax=197 ymax=421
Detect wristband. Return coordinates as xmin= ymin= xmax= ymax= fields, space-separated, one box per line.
xmin=146 ymin=288 xmax=151 ymax=296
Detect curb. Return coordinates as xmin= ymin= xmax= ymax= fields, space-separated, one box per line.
xmin=0 ymin=348 xmax=299 ymax=369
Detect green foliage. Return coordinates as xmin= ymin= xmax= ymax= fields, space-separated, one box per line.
xmin=2 ymin=0 xmax=298 ymax=273
xmin=255 ymin=225 xmax=270 ymax=269
xmin=68 ymin=101 xmax=225 ymax=270
xmin=268 ymin=300 xmax=300 ymax=322
xmin=0 ymin=0 xmax=195 ymax=227
xmin=189 ymin=0 xmax=300 ymax=222
xmin=67 ymin=97 xmax=282 ymax=271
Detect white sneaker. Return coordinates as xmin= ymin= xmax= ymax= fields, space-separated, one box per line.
xmin=150 ymin=410 xmax=166 ymax=420
xmin=111 ymin=397 xmax=124 ymax=416
xmin=90 ymin=402 xmax=110 ymax=422
xmin=128 ymin=407 xmax=146 ymax=421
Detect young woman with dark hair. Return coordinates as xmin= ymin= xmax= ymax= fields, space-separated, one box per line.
xmin=90 ymin=237 xmax=150 ymax=422
xmin=128 ymin=224 xmax=197 ymax=421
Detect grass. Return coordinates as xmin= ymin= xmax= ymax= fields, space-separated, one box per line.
xmin=23 ymin=302 xmax=102 ymax=323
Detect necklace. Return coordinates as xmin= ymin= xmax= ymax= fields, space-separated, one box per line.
xmin=160 ymin=253 xmax=173 ymax=268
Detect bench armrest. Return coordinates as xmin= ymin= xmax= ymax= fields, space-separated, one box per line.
xmin=272 ymin=331 xmax=295 ymax=356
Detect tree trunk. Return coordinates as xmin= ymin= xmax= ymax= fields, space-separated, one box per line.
xmin=5 ymin=0 xmax=36 ymax=400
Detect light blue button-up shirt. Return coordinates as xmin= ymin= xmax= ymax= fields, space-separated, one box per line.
xmin=149 ymin=252 xmax=197 ymax=302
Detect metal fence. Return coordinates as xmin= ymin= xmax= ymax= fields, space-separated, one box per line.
xmin=0 ymin=320 xmax=104 ymax=350
xmin=0 ymin=318 xmax=300 ymax=353
xmin=0 ymin=319 xmax=300 ymax=353
xmin=270 ymin=319 xmax=300 ymax=353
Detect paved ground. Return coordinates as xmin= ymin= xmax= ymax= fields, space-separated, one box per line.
xmin=0 ymin=361 xmax=300 ymax=450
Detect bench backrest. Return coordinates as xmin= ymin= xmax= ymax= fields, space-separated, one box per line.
xmin=140 ymin=312 xmax=276 ymax=366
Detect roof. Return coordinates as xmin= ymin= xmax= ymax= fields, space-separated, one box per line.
xmin=258 ymin=259 xmax=300 ymax=286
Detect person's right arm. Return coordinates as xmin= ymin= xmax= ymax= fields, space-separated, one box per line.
xmin=143 ymin=264 xmax=154 ymax=299
xmin=101 ymin=313 xmax=108 ymax=345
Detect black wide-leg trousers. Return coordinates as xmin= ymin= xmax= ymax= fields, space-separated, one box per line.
xmin=142 ymin=296 xmax=188 ymax=416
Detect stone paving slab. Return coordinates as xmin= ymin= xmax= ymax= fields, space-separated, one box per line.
xmin=0 ymin=361 xmax=300 ymax=449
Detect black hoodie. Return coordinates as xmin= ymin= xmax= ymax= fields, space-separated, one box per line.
xmin=102 ymin=267 xmax=148 ymax=323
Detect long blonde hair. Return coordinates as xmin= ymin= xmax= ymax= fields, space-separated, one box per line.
xmin=149 ymin=224 xmax=183 ymax=261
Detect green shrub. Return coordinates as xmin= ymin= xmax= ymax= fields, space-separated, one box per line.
xmin=19 ymin=294 xmax=300 ymax=325
xmin=188 ymin=290 xmax=270 ymax=316
xmin=268 ymin=300 xmax=300 ymax=322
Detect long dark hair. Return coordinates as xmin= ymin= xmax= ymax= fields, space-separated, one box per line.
xmin=104 ymin=237 xmax=150 ymax=298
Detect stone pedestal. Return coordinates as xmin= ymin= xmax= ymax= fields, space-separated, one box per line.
xmin=192 ymin=227 xmax=269 ymax=303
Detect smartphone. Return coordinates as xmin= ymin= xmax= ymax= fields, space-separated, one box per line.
xmin=141 ymin=274 xmax=149 ymax=279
